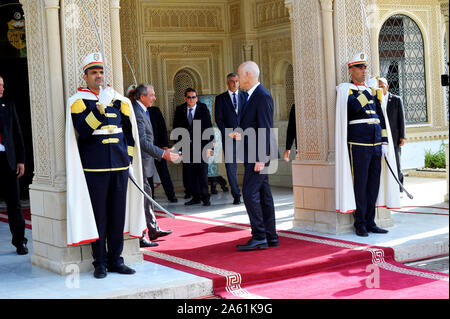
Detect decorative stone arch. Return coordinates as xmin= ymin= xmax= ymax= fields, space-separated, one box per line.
xmin=271 ymin=59 xmax=294 ymax=122
xmin=170 ymin=66 xmax=203 ymax=125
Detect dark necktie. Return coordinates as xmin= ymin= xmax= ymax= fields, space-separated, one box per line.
xmin=232 ymin=92 xmax=238 ymax=114
xmin=188 ymin=108 xmax=193 ymax=126
xmin=146 ymin=109 xmax=151 ymax=121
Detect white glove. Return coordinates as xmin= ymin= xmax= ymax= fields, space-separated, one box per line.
xmin=367 ymin=77 xmax=379 ymax=88
xmin=128 ymin=165 xmax=135 ymax=180
xmin=382 ymin=144 xmax=389 ymax=158
xmin=98 ymin=86 xmax=115 ymax=107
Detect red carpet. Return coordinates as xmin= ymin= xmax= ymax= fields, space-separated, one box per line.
xmin=2 ymin=208 xmax=448 ymax=298
xmin=143 ymin=213 xmax=449 ymax=299
xmin=0 ymin=208 xmax=31 ymax=229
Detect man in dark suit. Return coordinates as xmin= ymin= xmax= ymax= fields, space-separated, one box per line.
xmin=378 ymin=78 xmax=406 ymax=189
xmin=172 ymin=88 xmax=214 ymax=206
xmin=148 ymin=105 xmax=178 ymax=203
xmin=234 ymin=61 xmax=279 ymax=251
xmin=0 ymin=75 xmax=28 ymax=255
xmin=214 ymin=73 xmax=247 ymax=204
xmin=133 ymin=84 xmax=179 ymax=247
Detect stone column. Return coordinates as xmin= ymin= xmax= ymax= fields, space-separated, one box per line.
xmin=21 ymin=0 xmax=76 ymax=275
xmin=285 ymin=0 xmax=344 ymax=234
xmin=367 ymin=0 xmax=380 ymax=75
xmin=319 ymin=0 xmax=337 ymax=162
xmin=21 ymin=0 xmax=141 ymax=275
xmin=110 ymin=0 xmax=124 ymax=94
xmin=285 ymin=0 xmax=393 ymax=234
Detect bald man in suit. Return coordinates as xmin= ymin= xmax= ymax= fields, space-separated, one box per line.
xmin=234 ymin=62 xmax=279 ymax=251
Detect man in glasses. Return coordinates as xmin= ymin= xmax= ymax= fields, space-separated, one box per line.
xmin=172 ymin=88 xmax=214 ymax=206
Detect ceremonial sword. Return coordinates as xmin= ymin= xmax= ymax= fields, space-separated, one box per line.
xmin=128 ymin=175 xmax=176 ymax=219
xmin=80 ymin=0 xmax=175 ymax=219
xmin=123 ymin=54 xmax=138 ymax=89
xmin=384 ymin=155 xmax=413 ymax=199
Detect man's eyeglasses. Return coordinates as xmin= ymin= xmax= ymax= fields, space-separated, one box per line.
xmin=186 ymin=96 xmax=197 ymax=99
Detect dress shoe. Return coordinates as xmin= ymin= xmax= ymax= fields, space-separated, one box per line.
xmin=267 ymin=239 xmax=280 ymax=247
xmin=202 ymin=200 xmax=211 ymax=206
xmin=355 ymin=227 xmax=369 ymax=237
xmin=168 ymin=197 xmax=178 ymax=203
xmin=93 ymin=265 xmax=107 ymax=279
xmin=185 ymin=199 xmax=201 ymax=206
xmin=236 ymin=238 xmax=268 ymax=251
xmin=149 ymin=230 xmax=172 ymax=241
xmin=140 ymin=238 xmax=159 ymax=247
xmin=107 ymin=264 xmax=136 ymax=275
xmin=232 ymin=197 xmax=241 ymax=205
xmin=16 ymin=243 xmax=28 ymax=255
xmin=367 ymin=226 xmax=388 ymax=234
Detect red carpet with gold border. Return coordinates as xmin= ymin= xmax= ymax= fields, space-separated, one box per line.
xmin=2 ymin=208 xmax=447 ymax=298
xmin=142 ymin=213 xmax=449 ymax=299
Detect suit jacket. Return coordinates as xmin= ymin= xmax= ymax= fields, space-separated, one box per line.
xmin=148 ymin=106 xmax=169 ymax=148
xmin=0 ymin=97 xmax=25 ymax=171
xmin=386 ymin=93 xmax=406 ymax=148
xmin=132 ymin=101 xmax=164 ymax=178
xmin=214 ymin=90 xmax=247 ymax=145
xmin=239 ymin=84 xmax=278 ymax=164
xmin=172 ymin=102 xmax=213 ymax=163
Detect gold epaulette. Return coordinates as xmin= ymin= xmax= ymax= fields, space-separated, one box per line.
xmin=71 ymin=99 xmax=86 ymax=114
xmin=120 ymin=101 xmax=130 ymax=117
xmin=376 ymin=88 xmax=383 ymax=102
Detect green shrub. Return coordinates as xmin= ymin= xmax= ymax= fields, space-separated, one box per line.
xmin=424 ymin=142 xmax=447 ymax=169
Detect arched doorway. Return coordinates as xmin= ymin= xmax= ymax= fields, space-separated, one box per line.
xmin=172 ymin=67 xmax=202 ymax=122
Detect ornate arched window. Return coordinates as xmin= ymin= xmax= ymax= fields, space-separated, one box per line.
xmin=378 ymin=14 xmax=427 ymax=124
xmin=172 ymin=68 xmax=200 ymax=109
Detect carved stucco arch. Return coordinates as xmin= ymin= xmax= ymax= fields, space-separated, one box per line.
xmin=271 ymin=59 xmax=294 ymax=122
xmin=171 ymin=67 xmax=203 ymax=122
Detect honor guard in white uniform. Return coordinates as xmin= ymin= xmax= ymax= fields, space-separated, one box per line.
xmin=65 ymin=52 xmax=146 ymax=278
xmin=335 ymin=53 xmax=400 ymax=237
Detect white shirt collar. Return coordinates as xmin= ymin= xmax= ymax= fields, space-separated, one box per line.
xmin=228 ymin=90 xmax=239 ymax=97
xmin=246 ymin=82 xmax=260 ymax=100
xmin=187 ymin=104 xmax=197 ymax=117
xmin=137 ymin=100 xmax=147 ymax=113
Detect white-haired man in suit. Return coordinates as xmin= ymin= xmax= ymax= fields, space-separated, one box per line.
xmin=133 ymin=84 xmax=179 ymax=247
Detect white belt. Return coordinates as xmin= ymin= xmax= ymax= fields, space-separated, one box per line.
xmin=92 ymin=128 xmax=123 ymax=135
xmin=349 ymin=119 xmax=380 ymax=125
